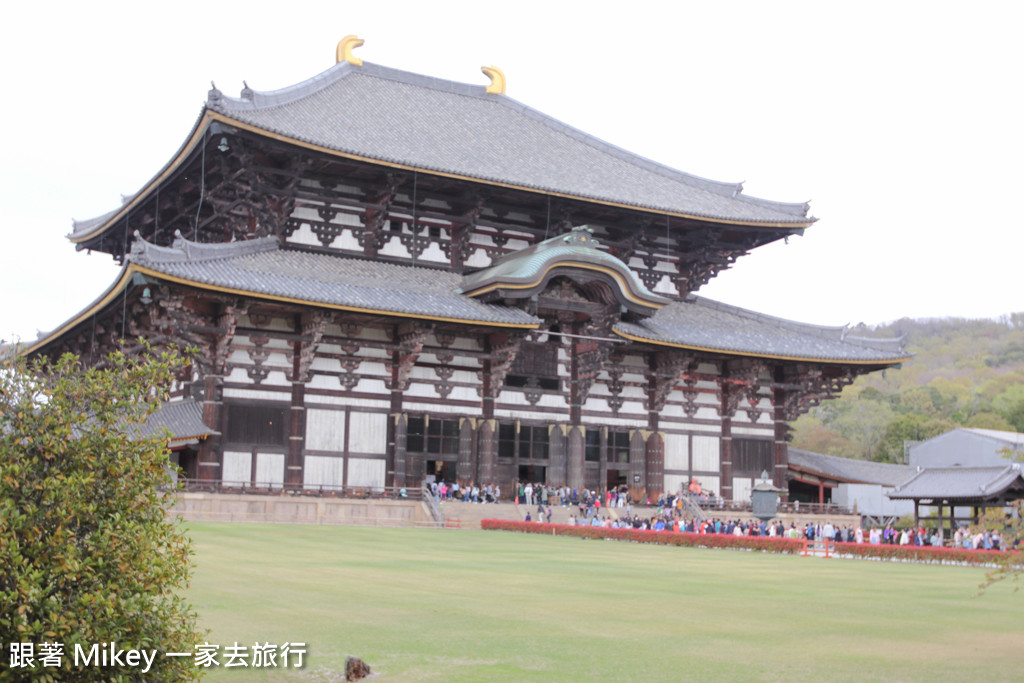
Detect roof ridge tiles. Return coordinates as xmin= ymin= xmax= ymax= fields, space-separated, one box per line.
xmin=129 ymin=231 xmax=279 ymax=264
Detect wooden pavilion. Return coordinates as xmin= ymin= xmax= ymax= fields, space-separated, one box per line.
xmin=887 ymin=464 xmax=1024 ymax=538
xmin=25 ymin=38 xmax=910 ymax=503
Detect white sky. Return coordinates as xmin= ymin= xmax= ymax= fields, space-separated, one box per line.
xmin=2 ymin=1 xmax=1022 ymax=344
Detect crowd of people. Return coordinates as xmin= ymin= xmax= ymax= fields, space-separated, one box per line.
xmin=429 ymin=479 xmax=1012 ymax=549
xmin=428 ymin=480 xmax=501 ymax=504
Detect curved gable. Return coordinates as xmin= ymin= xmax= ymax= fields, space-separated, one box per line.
xmin=460 ymin=227 xmax=670 ymax=316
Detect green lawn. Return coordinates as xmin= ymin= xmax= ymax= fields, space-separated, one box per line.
xmin=184 ymin=522 xmax=1023 ymax=682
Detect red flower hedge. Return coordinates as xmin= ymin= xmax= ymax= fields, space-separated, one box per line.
xmin=481 ymin=520 xmax=1022 ymax=567
xmin=834 ymin=541 xmax=1017 ymax=566
xmin=480 ymin=520 xmax=803 ymax=554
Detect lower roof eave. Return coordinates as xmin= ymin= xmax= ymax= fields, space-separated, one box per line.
xmin=612 ymin=328 xmax=911 ymax=366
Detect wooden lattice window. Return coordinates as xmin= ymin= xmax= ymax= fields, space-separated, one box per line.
xmin=733 ymin=438 xmax=773 ymax=475
xmin=607 ymin=431 xmax=630 ymax=464
xmin=224 ymin=403 xmax=286 ymax=446
xmin=407 ymin=416 xmax=460 ymax=455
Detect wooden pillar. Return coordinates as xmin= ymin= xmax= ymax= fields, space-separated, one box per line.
xmin=477 ymin=419 xmax=496 ymax=487
xmin=286 ymin=342 xmax=306 ymax=488
xmin=567 ymin=425 xmax=585 ymax=491
xmin=569 ymin=323 xmax=582 ymax=426
xmin=629 ymin=430 xmax=646 ymax=501
xmin=391 ymin=413 xmax=408 ymax=488
xmin=482 ymin=338 xmax=495 ymax=421
xmin=388 ymin=333 xmax=405 ymax=486
xmin=818 ymin=481 xmax=824 ymax=505
xmin=197 ymin=373 xmax=224 ymax=483
xmin=772 ymin=369 xmax=789 ymax=499
xmin=720 ymin=386 xmax=734 ymax=503
xmin=645 ymin=431 xmax=664 ymax=501
xmin=457 ymin=417 xmax=476 ymax=485
xmin=548 ymin=425 xmax=567 ymax=488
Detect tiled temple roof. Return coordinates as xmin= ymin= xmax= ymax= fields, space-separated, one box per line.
xmin=207 ymin=62 xmax=812 ymax=225
xmin=887 ymin=465 xmax=1024 ymax=501
xmin=72 ymin=61 xmax=812 ymax=241
xmin=141 ymin=398 xmax=214 ymax=448
xmin=788 ymin=448 xmax=916 ymax=486
xmin=615 ymin=297 xmax=909 ymax=364
xmin=129 ymin=232 xmax=541 ymax=328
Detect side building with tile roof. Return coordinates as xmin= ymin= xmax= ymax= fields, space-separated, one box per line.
xmin=26 ymin=39 xmax=909 ymax=502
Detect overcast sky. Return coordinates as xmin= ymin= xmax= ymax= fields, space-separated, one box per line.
xmin=2 ymin=1 xmax=1021 ymax=344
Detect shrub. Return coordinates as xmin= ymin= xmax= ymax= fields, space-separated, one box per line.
xmin=0 ymin=346 xmax=203 ymax=681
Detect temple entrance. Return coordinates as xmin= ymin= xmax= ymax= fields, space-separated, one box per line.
xmin=606 ymin=467 xmax=628 ymax=491
xmin=426 ymin=459 xmax=457 ymax=483
xmin=518 ymin=465 xmax=547 ymax=485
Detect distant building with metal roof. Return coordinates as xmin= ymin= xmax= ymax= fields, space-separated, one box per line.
xmin=908 ymin=428 xmax=1024 ymax=468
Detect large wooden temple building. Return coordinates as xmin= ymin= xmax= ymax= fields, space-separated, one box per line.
xmin=27 ymin=38 xmax=910 ymax=502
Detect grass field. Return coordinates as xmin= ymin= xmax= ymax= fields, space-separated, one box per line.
xmin=185 ymin=522 xmax=1023 ymax=682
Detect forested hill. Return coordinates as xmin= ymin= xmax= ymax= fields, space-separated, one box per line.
xmin=790 ymin=313 xmax=1024 ymax=463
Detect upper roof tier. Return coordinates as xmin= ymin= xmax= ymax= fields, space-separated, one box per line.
xmin=71 ymin=57 xmax=813 ymax=245
xmin=206 ymin=61 xmax=812 ymax=224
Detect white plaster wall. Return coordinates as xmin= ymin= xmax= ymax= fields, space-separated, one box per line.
xmin=698 ymin=475 xmax=721 ymax=497
xmin=692 ymin=435 xmax=720 ymax=471
xmin=664 ymin=433 xmax=689 ymax=471
xmin=222 ymin=451 xmax=251 ymax=484
xmin=417 ymin=242 xmax=448 ymax=264
xmin=664 ymin=474 xmax=688 ymax=495
xmin=732 ymin=426 xmax=775 ymax=437
xmin=733 ymin=477 xmax=753 ymax=503
xmin=581 ymin=415 xmax=646 ymax=429
xmin=286 ymin=223 xmax=321 ymax=247
xmin=306 ymin=408 xmax=346 ymax=452
xmin=256 ymin=453 xmax=284 ymax=487
xmin=335 ymin=228 xmax=361 ymax=251
xmin=349 ymin=412 xmax=387 ymax=454
xmin=303 ymin=455 xmax=345 ymax=487
xmin=223 ymin=387 xmax=290 ymax=401
xmin=653 ymin=274 xmax=678 ymax=296
xmin=347 ymin=458 xmax=386 ymax=488
xmin=379 ymin=235 xmax=411 ymax=258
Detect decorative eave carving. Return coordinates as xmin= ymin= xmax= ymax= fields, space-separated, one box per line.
xmin=781 ymin=365 xmax=858 ymax=421
xmin=433 ymin=330 xmax=457 ymax=398
xmin=569 ymin=306 xmax=620 ymax=406
xmin=386 ymin=322 xmax=431 ymax=391
xmin=646 ymin=349 xmax=694 ymax=413
xmin=605 ymin=350 xmax=626 ymax=415
xmin=290 ymin=311 xmax=329 ymax=382
xmin=479 ymin=330 xmax=525 ymax=400
xmin=717 ymin=359 xmax=768 ymax=419
xmin=246 ymin=335 xmax=272 ymax=385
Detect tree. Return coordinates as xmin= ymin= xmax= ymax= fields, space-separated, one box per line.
xmin=978 ymin=446 xmax=1024 ymax=593
xmin=0 ymin=346 xmax=203 ymax=681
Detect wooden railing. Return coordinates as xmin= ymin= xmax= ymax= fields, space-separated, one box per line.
xmin=690 ymin=497 xmax=854 ymax=517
